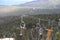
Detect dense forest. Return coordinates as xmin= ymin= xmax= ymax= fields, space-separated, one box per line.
xmin=0 ymin=14 xmax=60 ymax=40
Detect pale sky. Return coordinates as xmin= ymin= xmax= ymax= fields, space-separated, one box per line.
xmin=0 ymin=0 xmax=60 ymax=5
xmin=0 ymin=0 xmax=33 ymax=5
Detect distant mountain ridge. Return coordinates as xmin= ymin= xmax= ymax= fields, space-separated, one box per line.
xmin=20 ymin=0 xmax=60 ymax=9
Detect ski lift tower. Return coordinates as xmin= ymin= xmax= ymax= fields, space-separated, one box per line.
xmin=34 ymin=18 xmax=43 ymax=40
xmin=38 ymin=18 xmax=44 ymax=40
xmin=57 ymin=18 xmax=60 ymax=32
xmin=20 ymin=15 xmax=26 ymax=36
xmin=33 ymin=18 xmax=40 ymax=40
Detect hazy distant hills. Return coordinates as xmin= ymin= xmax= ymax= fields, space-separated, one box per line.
xmin=0 ymin=6 xmax=60 ymax=17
